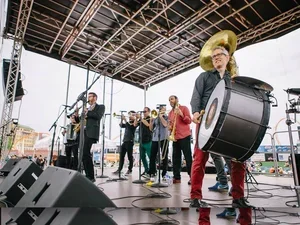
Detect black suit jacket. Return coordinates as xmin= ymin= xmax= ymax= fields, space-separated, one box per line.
xmin=86 ymin=104 xmax=105 ymax=141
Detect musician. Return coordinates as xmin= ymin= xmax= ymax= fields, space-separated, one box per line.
xmin=113 ymin=111 xmax=139 ymax=176
xmin=168 ymin=95 xmax=193 ymax=185
xmin=62 ymin=114 xmax=79 ymax=170
xmin=190 ymin=46 xmax=252 ymax=225
xmin=148 ymin=106 xmax=169 ymax=180
xmin=140 ymin=107 xmax=152 ymax=176
xmin=81 ymin=92 xmax=105 ymax=182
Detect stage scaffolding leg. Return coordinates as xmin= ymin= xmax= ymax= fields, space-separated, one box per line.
xmin=109 ymin=78 xmax=113 ymax=139
xmin=0 ymin=0 xmax=34 ymax=164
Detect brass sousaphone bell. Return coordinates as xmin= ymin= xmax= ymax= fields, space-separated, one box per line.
xmin=199 ymin=30 xmax=238 ymax=77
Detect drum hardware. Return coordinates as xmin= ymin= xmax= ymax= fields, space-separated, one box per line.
xmin=284 ymin=88 xmax=300 ymax=206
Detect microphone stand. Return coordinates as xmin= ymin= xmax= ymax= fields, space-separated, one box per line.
xmin=151 ymin=113 xmax=168 ymax=188
xmin=96 ymin=114 xmax=109 ymax=178
xmin=108 ymin=111 xmax=128 ymax=182
xmin=133 ymin=113 xmax=146 ymax=184
xmin=48 ymin=105 xmax=69 ymax=166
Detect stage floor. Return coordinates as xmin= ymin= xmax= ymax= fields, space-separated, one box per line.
xmin=95 ymin=167 xmax=298 ymax=209
xmin=1 ymin=207 xmax=300 ymax=225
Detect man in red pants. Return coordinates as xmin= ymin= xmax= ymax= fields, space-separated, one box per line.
xmin=190 ymin=46 xmax=252 ymax=225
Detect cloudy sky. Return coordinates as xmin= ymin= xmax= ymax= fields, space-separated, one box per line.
xmin=0 ymin=4 xmax=300 ymax=146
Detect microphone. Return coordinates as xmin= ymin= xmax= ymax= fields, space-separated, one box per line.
xmin=62 ymin=104 xmax=70 ymax=107
xmin=120 ymin=110 xmax=127 ymax=113
xmin=105 ymin=113 xmax=111 ymax=116
xmin=60 ymin=126 xmax=66 ymax=129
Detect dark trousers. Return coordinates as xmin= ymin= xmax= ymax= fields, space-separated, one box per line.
xmin=65 ymin=144 xmax=78 ymax=170
xmin=118 ymin=141 xmax=134 ymax=172
xmin=211 ymin=153 xmax=231 ymax=185
xmin=172 ymin=135 xmax=193 ymax=180
xmin=149 ymin=140 xmax=169 ymax=177
xmin=82 ymin=132 xmax=97 ymax=180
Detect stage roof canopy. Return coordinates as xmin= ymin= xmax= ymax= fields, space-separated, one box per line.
xmin=4 ymin=0 xmax=300 ymax=88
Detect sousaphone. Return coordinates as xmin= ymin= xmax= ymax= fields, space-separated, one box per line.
xmin=199 ymin=30 xmax=238 ymax=77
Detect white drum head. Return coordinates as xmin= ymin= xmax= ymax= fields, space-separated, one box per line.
xmin=198 ymin=79 xmax=226 ymax=150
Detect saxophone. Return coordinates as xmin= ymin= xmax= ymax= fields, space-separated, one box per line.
xmin=73 ymin=104 xmax=95 ymax=133
xmin=168 ymin=103 xmax=179 ymax=142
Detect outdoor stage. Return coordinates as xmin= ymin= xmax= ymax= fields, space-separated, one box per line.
xmin=95 ymin=167 xmax=298 ymax=209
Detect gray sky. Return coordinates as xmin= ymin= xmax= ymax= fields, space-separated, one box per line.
xmin=1 ymin=21 xmax=300 ymax=145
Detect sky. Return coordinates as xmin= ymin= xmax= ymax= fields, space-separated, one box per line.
xmin=0 ymin=5 xmax=300 ymax=146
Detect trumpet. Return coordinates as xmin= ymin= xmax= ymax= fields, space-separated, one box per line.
xmin=151 ymin=109 xmax=167 ymax=118
xmin=113 ymin=112 xmax=140 ymax=119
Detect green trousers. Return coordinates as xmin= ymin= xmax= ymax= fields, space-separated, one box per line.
xmin=141 ymin=141 xmax=152 ymax=172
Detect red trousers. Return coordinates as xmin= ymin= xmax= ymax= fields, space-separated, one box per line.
xmin=191 ymin=142 xmax=252 ymax=225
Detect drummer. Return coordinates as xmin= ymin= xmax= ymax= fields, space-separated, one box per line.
xmin=190 ymin=46 xmax=252 ymax=225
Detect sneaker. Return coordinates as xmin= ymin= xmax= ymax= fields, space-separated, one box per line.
xmin=143 ymin=173 xmax=150 ymax=179
xmin=208 ymin=182 xmax=229 ymax=192
xmin=112 ymin=170 xmax=120 ymax=175
xmin=232 ymin=197 xmax=253 ymax=208
xmin=228 ymin=187 xmax=232 ymax=196
xmin=125 ymin=170 xmax=132 ymax=176
xmin=189 ymin=199 xmax=209 ymax=208
xmin=216 ymin=208 xmax=236 ymax=219
xmin=150 ymin=175 xmax=155 ymax=182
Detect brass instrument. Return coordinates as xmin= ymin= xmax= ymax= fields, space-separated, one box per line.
xmin=151 ymin=109 xmax=158 ymax=118
xmin=168 ymin=103 xmax=179 ymax=142
xmin=199 ymin=30 xmax=238 ymax=77
xmin=151 ymin=109 xmax=167 ymax=119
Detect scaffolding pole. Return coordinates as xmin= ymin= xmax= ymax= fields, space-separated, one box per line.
xmin=0 ymin=0 xmax=34 ymax=164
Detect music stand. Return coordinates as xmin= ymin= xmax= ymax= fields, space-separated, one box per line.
xmin=151 ymin=108 xmax=168 ymax=188
xmin=96 ymin=114 xmax=109 ymax=178
xmin=133 ymin=115 xmax=146 ymax=184
xmin=107 ymin=111 xmax=128 ymax=182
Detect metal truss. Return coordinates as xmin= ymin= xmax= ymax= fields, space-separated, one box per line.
xmin=60 ymin=0 xmax=105 ymax=58
xmin=141 ymin=0 xmax=300 ymax=86
xmin=113 ymin=0 xmax=230 ymax=77
xmin=5 ymin=0 xmax=300 ymax=88
xmin=238 ymin=5 xmax=300 ymax=44
xmin=0 ymin=0 xmax=34 ymax=162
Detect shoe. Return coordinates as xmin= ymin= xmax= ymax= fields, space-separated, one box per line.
xmin=125 ymin=170 xmax=132 ymax=176
xmin=142 ymin=173 xmax=150 ymax=179
xmin=188 ymin=180 xmax=191 ymax=185
xmin=113 ymin=170 xmax=120 ymax=175
xmin=150 ymin=175 xmax=155 ymax=182
xmin=216 ymin=208 xmax=236 ymax=219
xmin=173 ymin=179 xmax=181 ymax=184
xmin=228 ymin=187 xmax=232 ymax=196
xmin=189 ymin=199 xmax=209 ymax=208
xmin=232 ymin=197 xmax=253 ymax=208
xmin=208 ymin=182 xmax=229 ymax=192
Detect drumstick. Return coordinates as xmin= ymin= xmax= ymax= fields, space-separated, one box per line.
xmin=197 ymin=110 xmax=205 ymax=124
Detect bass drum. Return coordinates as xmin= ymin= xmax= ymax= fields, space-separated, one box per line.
xmin=197 ymin=77 xmax=272 ymax=162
